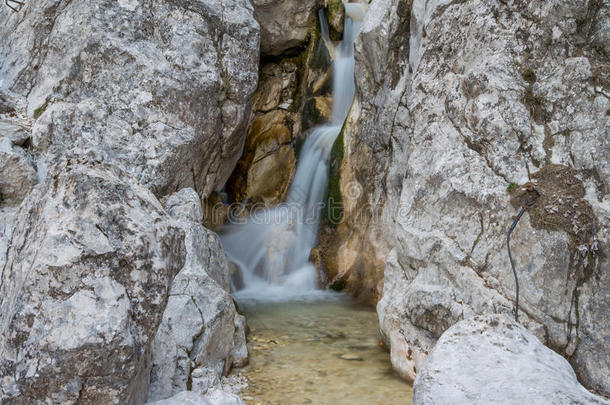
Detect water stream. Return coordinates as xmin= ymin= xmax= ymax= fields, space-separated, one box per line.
xmin=221 ymin=4 xmax=412 ymax=403
xmin=220 ymin=6 xmax=362 ymax=299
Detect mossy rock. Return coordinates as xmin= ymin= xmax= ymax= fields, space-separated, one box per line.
xmin=33 ymin=104 xmax=47 ymax=119
xmin=506 ymin=182 xmax=518 ymax=193
xmin=326 ymin=120 xmax=346 ymax=227
xmin=522 ymin=86 xmax=547 ymax=122
xmin=326 ymin=0 xmax=344 ymax=41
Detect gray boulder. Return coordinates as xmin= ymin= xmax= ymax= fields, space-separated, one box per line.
xmin=0 ymin=0 xmax=260 ymax=198
xmin=252 ymin=0 xmax=323 ymax=56
xmin=147 ymin=188 xmax=247 ymax=402
xmin=0 ymin=157 xmax=185 ymax=404
xmin=413 ymin=315 xmax=610 ymax=405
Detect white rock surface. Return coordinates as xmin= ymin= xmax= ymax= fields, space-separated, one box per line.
xmin=147 ymin=388 xmax=245 ymax=405
xmin=232 ymin=314 xmax=249 ymax=368
xmin=413 ymin=315 xmax=610 ymax=405
xmin=147 ymin=188 xmax=247 ymax=402
xmin=0 ymin=157 xmax=186 ymax=404
xmin=0 ymin=0 xmax=260 ymax=198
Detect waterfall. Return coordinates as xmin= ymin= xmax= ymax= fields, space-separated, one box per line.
xmin=220 ymin=4 xmax=364 ymax=300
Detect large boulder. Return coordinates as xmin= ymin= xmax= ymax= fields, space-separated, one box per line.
xmin=0 ymin=0 xmax=260 ymax=198
xmin=413 ymin=315 xmax=610 ymax=405
xmin=147 ymin=188 xmax=247 ymax=402
xmin=251 ymin=0 xmax=323 ymax=56
xmin=0 ymin=157 xmax=185 ymax=404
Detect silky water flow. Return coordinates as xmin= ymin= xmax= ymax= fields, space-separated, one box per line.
xmin=220 ymin=6 xmax=363 ymax=301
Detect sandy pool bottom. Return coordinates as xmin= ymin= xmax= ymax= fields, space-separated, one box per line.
xmin=233 ymin=296 xmax=413 ymax=405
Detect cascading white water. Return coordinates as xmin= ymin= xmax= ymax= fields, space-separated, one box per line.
xmin=220 ymin=4 xmax=364 ymax=300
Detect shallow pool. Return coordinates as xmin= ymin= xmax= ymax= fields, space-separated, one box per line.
xmin=233 ymin=296 xmax=413 ymax=405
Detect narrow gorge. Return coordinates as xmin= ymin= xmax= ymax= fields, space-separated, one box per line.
xmin=0 ymin=0 xmax=608 ymax=404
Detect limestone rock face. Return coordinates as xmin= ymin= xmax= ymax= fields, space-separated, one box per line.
xmin=148 ymin=188 xmax=247 ymax=402
xmin=0 ymin=0 xmax=257 ymax=403
xmin=413 ymin=315 xmax=610 ymax=405
xmin=0 ymin=157 xmax=185 ymax=404
xmin=330 ymin=0 xmax=610 ymax=395
xmin=252 ymin=0 xmax=324 ymax=56
xmin=0 ymin=0 xmax=260 ymax=198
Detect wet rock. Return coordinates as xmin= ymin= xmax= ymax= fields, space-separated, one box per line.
xmin=315 ymin=0 xmax=408 ymax=303
xmin=413 ymin=315 xmax=610 ymax=405
xmin=228 ymin=110 xmax=296 ymax=206
xmin=252 ymin=0 xmax=324 ymax=56
xmin=0 ymin=0 xmax=260 ymax=198
xmin=326 ymin=0 xmax=345 ymax=38
xmin=225 ymin=27 xmax=333 ymax=212
xmin=148 ymin=188 xmax=245 ymax=402
xmin=339 ymin=353 xmax=363 ymax=361
xmin=0 ymin=157 xmax=185 ymax=404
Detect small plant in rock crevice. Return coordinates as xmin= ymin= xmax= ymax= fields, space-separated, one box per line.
xmin=33 ymin=104 xmax=46 ymax=119
xmin=521 ymin=68 xmax=536 ymax=84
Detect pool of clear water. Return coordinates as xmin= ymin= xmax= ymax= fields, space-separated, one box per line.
xmin=233 ymin=295 xmax=413 ymax=405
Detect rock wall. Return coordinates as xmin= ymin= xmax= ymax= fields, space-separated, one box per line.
xmin=315 ymin=0 xmax=411 ymax=302
xmin=223 ymin=6 xmax=334 ymax=219
xmin=332 ymin=0 xmax=609 ymax=397
xmin=252 ymin=0 xmax=324 ymax=56
xmin=0 ymin=0 xmax=260 ymax=403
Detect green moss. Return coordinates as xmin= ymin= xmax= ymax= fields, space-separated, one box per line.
xmin=326 ymin=120 xmax=346 ymax=227
xmin=33 ymin=104 xmax=46 ymax=119
xmin=521 ymin=68 xmax=536 ymax=83
xmin=506 ymin=182 xmax=518 ymax=193
xmin=606 ymin=108 xmax=610 ymax=116
xmin=326 ymin=0 xmax=345 ymax=41
xmin=329 ymin=277 xmax=346 ymax=291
